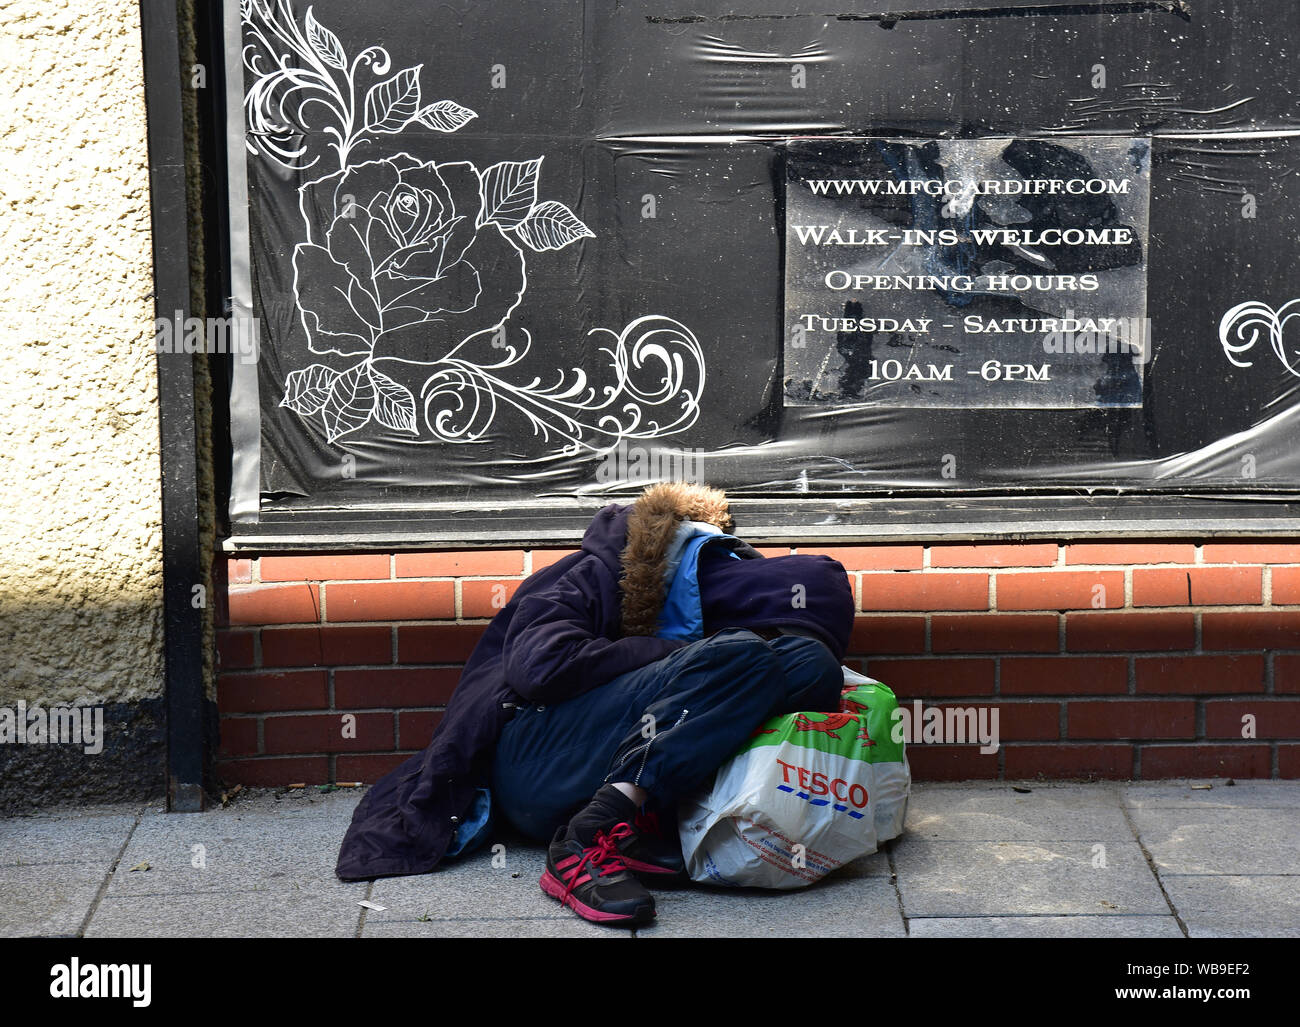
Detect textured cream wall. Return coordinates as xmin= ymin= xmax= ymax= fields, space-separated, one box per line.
xmin=0 ymin=0 xmax=164 ymax=703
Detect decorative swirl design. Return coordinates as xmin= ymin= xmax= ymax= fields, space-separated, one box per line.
xmin=1219 ymin=300 xmax=1300 ymax=377
xmin=420 ymin=317 xmax=705 ymax=453
xmin=242 ymin=1 xmax=433 ymax=171
xmin=242 ymin=0 xmax=377 ymax=169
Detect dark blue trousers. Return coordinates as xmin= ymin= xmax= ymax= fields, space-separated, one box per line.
xmin=490 ymin=628 xmax=843 ymax=842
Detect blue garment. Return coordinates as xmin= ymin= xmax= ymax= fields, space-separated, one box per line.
xmin=442 ymin=787 xmax=493 ymax=860
xmin=491 ymin=527 xmax=843 ymax=840
xmin=491 ymin=630 xmax=843 ymax=842
xmin=657 ymin=532 xmax=749 ymax=641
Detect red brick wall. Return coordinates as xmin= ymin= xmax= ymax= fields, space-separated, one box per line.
xmin=215 ymin=541 xmax=1300 ymax=786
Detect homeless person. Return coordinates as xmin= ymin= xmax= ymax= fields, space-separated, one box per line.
xmin=335 ymin=482 xmax=855 ymax=926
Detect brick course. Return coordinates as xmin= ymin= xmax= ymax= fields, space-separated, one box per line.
xmin=215 ymin=540 xmax=1300 ymax=786
xmin=931 ymin=543 xmax=1057 ymax=568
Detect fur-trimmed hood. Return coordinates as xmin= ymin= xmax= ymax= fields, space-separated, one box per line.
xmin=613 ymin=481 xmax=854 ymax=658
xmin=618 ymin=482 xmax=735 ymax=637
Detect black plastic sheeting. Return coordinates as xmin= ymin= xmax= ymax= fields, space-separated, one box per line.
xmin=227 ymin=0 xmax=1300 ymax=522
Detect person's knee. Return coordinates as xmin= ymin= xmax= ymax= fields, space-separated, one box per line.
xmin=683 ymin=628 xmax=775 ymax=666
xmin=706 ymin=628 xmax=783 ymax=669
xmin=801 ymin=635 xmax=844 ymax=681
xmin=772 ymin=635 xmax=844 ymax=711
xmin=683 ymin=629 xmax=785 ymax=703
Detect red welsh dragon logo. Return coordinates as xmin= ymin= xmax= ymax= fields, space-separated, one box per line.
xmin=750 ymin=692 xmax=877 ymax=747
xmin=792 ymin=708 xmax=876 ymax=748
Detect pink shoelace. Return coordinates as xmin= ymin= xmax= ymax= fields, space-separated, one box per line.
xmin=558 ymin=822 xmax=635 ymax=901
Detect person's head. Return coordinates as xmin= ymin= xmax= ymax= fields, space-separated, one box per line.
xmin=698 ymin=551 xmax=854 ymax=660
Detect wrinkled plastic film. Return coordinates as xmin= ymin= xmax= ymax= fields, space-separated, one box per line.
xmin=225 ymin=0 xmax=1300 ymax=520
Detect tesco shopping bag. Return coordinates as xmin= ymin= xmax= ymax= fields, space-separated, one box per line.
xmin=677 ymin=668 xmax=909 ymax=889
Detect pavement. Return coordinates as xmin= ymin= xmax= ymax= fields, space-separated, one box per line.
xmin=2 ymin=780 xmax=1297 ymax=938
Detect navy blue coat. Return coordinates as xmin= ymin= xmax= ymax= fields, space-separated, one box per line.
xmin=334 ymin=501 xmax=854 ymax=881
xmin=335 ymin=504 xmax=685 ymax=880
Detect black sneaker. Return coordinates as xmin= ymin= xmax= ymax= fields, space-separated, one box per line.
xmin=539 ymin=788 xmax=655 ymax=926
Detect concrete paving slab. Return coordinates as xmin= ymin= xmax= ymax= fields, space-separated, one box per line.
xmin=103 ymin=816 xmax=351 ymax=895
xmin=85 ymin=884 xmax=367 ymax=938
xmin=368 ymin=843 xmax=573 ymax=921
xmin=838 ymin=847 xmax=892 ymax=877
xmin=894 ymin=838 xmax=1169 ymax=916
xmin=363 ymin=915 xmax=623 ymax=938
xmin=0 ymin=815 xmax=136 ymax=867
xmin=905 ymin=790 xmax=1133 ymax=842
xmin=0 ymin=863 xmax=106 ymax=937
xmin=908 ymin=915 xmax=1183 ymax=938
xmin=212 ymin=789 xmax=365 ymax=818
xmin=638 ymin=875 xmax=906 ymax=938
xmin=1161 ymin=875 xmax=1300 ymax=938
xmin=1126 ymin=808 xmax=1300 ymax=875
xmin=3 ymin=802 xmax=151 ymax=819
xmin=1121 ymin=781 xmax=1300 ymax=809
xmin=913 ymin=783 xmax=1122 ymax=807
xmin=5 ymin=783 xmax=1299 ymax=938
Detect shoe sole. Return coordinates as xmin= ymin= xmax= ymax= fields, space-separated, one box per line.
xmin=539 ymin=870 xmax=656 ymax=926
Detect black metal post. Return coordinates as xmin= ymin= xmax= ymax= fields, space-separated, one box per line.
xmin=140 ymin=0 xmax=206 ymax=811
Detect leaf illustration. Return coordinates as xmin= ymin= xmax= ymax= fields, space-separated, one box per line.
xmin=478 ymin=157 xmax=542 ymax=230
xmin=364 ymin=65 xmax=423 ymax=134
xmin=305 ymin=8 xmax=347 ymax=70
xmin=369 ymin=367 xmax=418 ymax=434
xmin=281 ymin=363 xmax=341 ymax=416
xmin=513 ymin=200 xmax=594 ymax=253
xmin=417 ymin=100 xmax=477 ymax=133
xmin=320 ymin=363 xmax=377 ymax=442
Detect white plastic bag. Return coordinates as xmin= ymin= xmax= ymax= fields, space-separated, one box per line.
xmin=677 ymin=668 xmax=909 ymax=889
